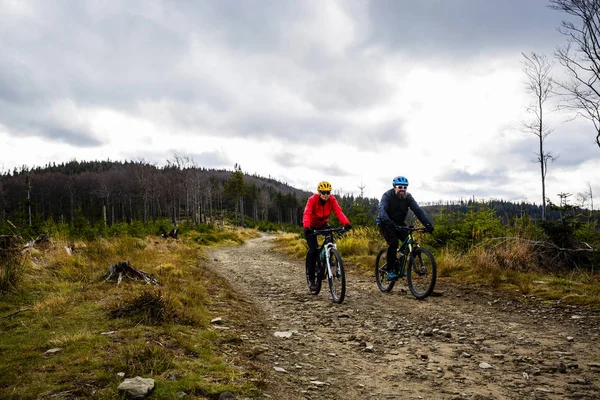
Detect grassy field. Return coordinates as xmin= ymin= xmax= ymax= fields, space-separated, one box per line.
xmin=0 ymin=227 xmax=270 ymax=399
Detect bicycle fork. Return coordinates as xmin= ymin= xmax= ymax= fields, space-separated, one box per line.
xmin=321 ymin=242 xmax=336 ymax=278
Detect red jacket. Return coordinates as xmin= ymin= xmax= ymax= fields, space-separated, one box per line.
xmin=302 ymin=194 xmax=350 ymax=229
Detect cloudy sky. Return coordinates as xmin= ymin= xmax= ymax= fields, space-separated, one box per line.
xmin=0 ymin=0 xmax=598 ymax=206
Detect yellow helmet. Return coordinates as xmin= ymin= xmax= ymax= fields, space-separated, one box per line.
xmin=317 ymin=181 xmax=332 ymax=192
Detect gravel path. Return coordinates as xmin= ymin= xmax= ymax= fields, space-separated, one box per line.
xmin=207 ymin=234 xmax=600 ymax=400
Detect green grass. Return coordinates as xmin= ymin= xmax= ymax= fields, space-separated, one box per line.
xmin=0 ymin=227 xmax=267 ymax=399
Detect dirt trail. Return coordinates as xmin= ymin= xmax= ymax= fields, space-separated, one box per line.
xmin=207 ymin=234 xmax=600 ymax=400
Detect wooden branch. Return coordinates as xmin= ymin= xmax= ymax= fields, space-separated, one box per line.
xmin=476 ymin=236 xmax=595 ymax=253
xmin=2 ymin=308 xmax=33 ymax=319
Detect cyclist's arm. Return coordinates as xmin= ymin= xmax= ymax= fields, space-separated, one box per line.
xmin=329 ymin=196 xmax=350 ymax=226
xmin=302 ymin=195 xmax=317 ymax=228
xmin=378 ymin=192 xmax=392 ymax=224
xmin=407 ymin=194 xmax=431 ymax=227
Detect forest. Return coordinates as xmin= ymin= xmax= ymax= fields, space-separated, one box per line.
xmin=1 ymin=160 xmax=597 ymax=246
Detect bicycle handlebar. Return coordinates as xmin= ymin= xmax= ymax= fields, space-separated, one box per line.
xmin=312 ymin=227 xmax=348 ymax=236
xmin=393 ymin=224 xmax=426 ymax=233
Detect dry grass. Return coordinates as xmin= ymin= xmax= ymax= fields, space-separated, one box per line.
xmin=0 ymin=239 xmax=26 ymax=292
xmin=270 ymin=228 xmax=600 ymax=309
xmin=271 ymin=232 xmax=307 ymax=258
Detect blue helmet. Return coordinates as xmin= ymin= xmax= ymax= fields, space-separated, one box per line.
xmin=392 ymin=176 xmax=408 ymax=186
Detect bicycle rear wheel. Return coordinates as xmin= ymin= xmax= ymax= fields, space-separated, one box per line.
xmin=375 ymin=248 xmax=396 ymax=292
xmin=407 ymin=247 xmax=437 ymax=299
xmin=327 ymin=249 xmax=345 ymax=303
xmin=305 ymin=250 xmax=322 ymax=295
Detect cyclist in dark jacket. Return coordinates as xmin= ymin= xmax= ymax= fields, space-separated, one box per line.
xmin=376 ymin=176 xmax=433 ymax=279
xmin=303 ymin=181 xmax=352 ymax=291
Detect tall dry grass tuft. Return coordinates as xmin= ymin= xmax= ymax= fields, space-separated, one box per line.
xmin=0 ymin=236 xmax=26 ymax=292
xmin=337 ymin=228 xmax=371 ymax=256
xmin=271 ymin=233 xmax=307 ymax=258
xmin=110 ymin=288 xmax=179 ymax=325
xmin=462 ymin=239 xmax=540 ymax=288
xmin=486 ymin=238 xmax=539 ymax=272
xmin=113 ymin=343 xmax=174 ymax=376
xmin=436 ymin=247 xmax=468 ymax=278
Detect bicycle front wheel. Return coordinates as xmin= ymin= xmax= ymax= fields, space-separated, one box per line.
xmin=305 ymin=250 xmax=322 ymax=295
xmin=375 ymin=248 xmax=395 ymax=293
xmin=407 ymin=247 xmax=437 ymax=299
xmin=327 ymin=249 xmax=346 ymax=303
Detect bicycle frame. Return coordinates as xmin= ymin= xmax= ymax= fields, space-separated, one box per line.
xmin=307 ymin=227 xmax=347 ymax=303
xmin=396 ymin=228 xmax=421 ymax=273
xmin=320 ymin=236 xmax=337 ymax=278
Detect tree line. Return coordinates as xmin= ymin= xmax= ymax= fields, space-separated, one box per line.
xmin=0 ymin=159 xmax=312 ymax=235
xmin=1 ymin=159 xmax=597 ymax=241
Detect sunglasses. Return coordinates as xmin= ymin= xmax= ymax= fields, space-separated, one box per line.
xmin=394 ymin=185 xmax=407 ymax=189
xmin=320 ymin=191 xmax=331 ymax=195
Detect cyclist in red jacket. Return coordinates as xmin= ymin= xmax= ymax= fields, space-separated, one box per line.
xmin=303 ymin=181 xmax=352 ymax=291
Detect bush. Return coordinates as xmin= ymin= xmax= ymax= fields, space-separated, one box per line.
xmin=337 ymin=227 xmax=373 ymax=256
xmin=110 ymin=288 xmax=177 ymax=325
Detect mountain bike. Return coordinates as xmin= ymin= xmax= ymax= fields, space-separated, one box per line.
xmin=305 ymin=227 xmax=348 ymax=303
xmin=375 ymin=224 xmax=437 ymax=299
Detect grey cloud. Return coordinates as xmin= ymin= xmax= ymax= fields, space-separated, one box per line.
xmin=504 ymin=136 xmax=546 ymax=164
xmin=426 ymin=164 xmax=545 ymax=203
xmin=367 ymin=0 xmax=563 ymax=59
xmin=0 ymin=61 xmax=43 ymax=105
xmin=42 ymin=125 xmax=103 ymax=147
xmin=0 ymin=101 xmax=102 ymax=147
xmin=438 ymin=185 xmax=521 ymax=202
xmin=183 ymin=150 xmax=232 ymax=168
xmin=1 ymin=2 xmax=189 ymax=105
xmin=214 ymin=109 xmax=347 ymax=141
xmin=304 ymin=63 xmax=394 ymax=111
xmin=274 ymin=152 xmax=302 ymax=168
xmin=178 ymin=0 xmax=307 ymax=52
xmin=321 ymin=164 xmax=348 ymax=178
xmin=368 ymin=119 xmax=408 ymax=145
xmin=435 ymin=167 xmax=508 ymax=184
xmin=546 ymin=121 xmax=600 ymax=167
xmin=509 ymin=119 xmax=598 ymax=169
xmin=121 ymin=149 xmax=232 ymax=170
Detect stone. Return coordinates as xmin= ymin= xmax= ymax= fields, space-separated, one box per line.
xmin=117 ymin=376 xmax=155 ymax=399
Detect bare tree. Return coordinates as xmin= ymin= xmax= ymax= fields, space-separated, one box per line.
xmin=576 ymin=182 xmax=595 ymax=220
xmin=549 ymin=0 xmax=600 ymax=149
xmin=588 ymin=181 xmax=595 ymax=211
xmin=134 ymin=160 xmax=155 ymax=223
xmin=522 ymin=52 xmax=557 ymax=220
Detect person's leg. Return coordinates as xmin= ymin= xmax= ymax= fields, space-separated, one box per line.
xmin=378 ymin=224 xmax=399 ymax=270
xmin=305 ymin=230 xmax=319 ymax=284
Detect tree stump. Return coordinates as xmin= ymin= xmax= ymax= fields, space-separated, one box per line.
xmin=102 ymin=261 xmax=159 ymax=285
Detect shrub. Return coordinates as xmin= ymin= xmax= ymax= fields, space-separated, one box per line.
xmin=110 ymin=288 xmax=176 ymax=325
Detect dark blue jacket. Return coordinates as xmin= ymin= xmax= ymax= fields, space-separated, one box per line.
xmin=376 ymin=189 xmax=431 ymax=227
